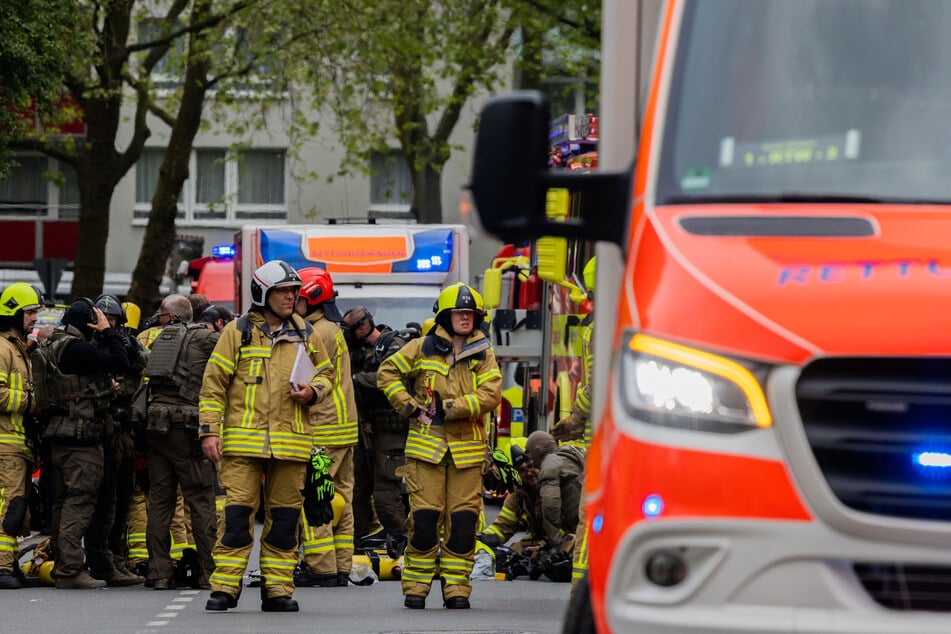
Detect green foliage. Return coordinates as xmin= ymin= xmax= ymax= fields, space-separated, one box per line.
xmin=0 ymin=0 xmax=82 ymax=176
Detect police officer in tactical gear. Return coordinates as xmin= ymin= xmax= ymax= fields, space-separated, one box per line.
xmin=43 ymin=298 xmax=132 ymax=589
xmin=377 ymin=283 xmax=502 ymax=610
xmin=0 ymin=283 xmax=42 ymax=589
xmin=82 ymin=294 xmax=147 ymax=586
xmin=344 ymin=306 xmax=411 ymax=551
xmin=144 ymin=294 xmax=219 ymax=591
xmin=293 ymin=268 xmax=359 ymax=588
xmin=200 ymin=260 xmax=335 ymax=613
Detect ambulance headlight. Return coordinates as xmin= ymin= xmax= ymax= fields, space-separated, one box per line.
xmin=618 ymin=334 xmax=772 ymax=432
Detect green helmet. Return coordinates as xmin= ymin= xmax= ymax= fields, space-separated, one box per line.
xmin=0 ymin=282 xmax=43 ymax=317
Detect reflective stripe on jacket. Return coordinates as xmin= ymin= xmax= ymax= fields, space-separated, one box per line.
xmin=307 ymin=311 xmax=357 ymax=446
xmin=0 ymin=336 xmax=32 ymax=459
xmin=377 ymin=325 xmax=501 ymax=468
xmin=198 ymin=311 xmax=334 ymax=461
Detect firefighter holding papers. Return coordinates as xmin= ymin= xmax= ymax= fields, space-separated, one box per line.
xmin=199 ymin=260 xmax=334 ymax=613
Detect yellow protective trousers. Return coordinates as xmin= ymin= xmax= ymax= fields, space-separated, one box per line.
xmin=211 ymin=455 xmax=305 ymax=599
xmin=401 ymin=456 xmax=483 ymax=601
xmin=0 ymin=454 xmax=29 ymax=571
xmin=572 ymin=496 xmax=589 ymax=593
xmin=301 ymin=444 xmax=354 ymax=575
xmin=126 ymin=486 xmax=148 ymax=567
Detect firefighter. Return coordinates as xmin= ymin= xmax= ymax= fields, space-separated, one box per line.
xmin=0 ymin=283 xmax=42 ymax=589
xmin=200 ymin=260 xmax=334 ymax=613
xmin=551 ymin=256 xmax=595 ymax=446
xmin=525 ymin=430 xmax=586 ymax=587
xmin=293 ymin=267 xmax=359 ymax=588
xmin=478 ymin=441 xmax=546 ymax=555
xmin=41 ymin=298 xmax=132 ymax=589
xmin=550 ymin=255 xmax=596 ymax=591
xmin=344 ymin=306 xmax=412 ymax=553
xmin=83 ymin=295 xmax=147 ymax=586
xmin=143 ymin=294 xmax=219 ymax=590
xmin=377 ymin=282 xmax=502 ymax=609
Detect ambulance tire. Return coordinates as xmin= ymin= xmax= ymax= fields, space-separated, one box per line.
xmin=561 ymin=574 xmax=595 ymax=634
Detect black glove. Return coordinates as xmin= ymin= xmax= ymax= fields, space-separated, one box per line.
xmin=430 ymin=391 xmax=446 ymax=425
xmin=477 ymin=533 xmax=501 ymax=548
xmin=302 ymin=450 xmax=335 ymax=527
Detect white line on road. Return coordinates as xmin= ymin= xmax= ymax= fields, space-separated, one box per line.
xmin=155 ymin=613 xmax=179 ymax=618
xmin=164 ymin=604 xmax=186 ymax=610
xmin=145 ymin=622 xmax=168 ymax=627
xmin=172 ymin=597 xmax=193 ymax=602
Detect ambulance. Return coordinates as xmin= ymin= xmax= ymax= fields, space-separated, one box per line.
xmin=235 ymin=223 xmax=469 ymax=328
xmin=468 ymin=1 xmax=951 ymax=632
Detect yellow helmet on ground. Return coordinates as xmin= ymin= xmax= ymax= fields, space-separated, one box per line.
xmin=583 ymin=256 xmax=597 ymax=293
xmin=331 ymin=491 xmax=346 ymax=527
xmin=0 ymin=282 xmax=43 ymax=317
xmin=122 ymin=302 xmax=141 ymax=330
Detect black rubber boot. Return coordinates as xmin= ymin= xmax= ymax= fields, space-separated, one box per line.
xmin=294 ymin=568 xmax=338 ymax=587
xmin=0 ymin=569 xmax=21 ymax=589
xmin=261 ymin=595 xmax=300 ymax=612
xmin=404 ymin=595 xmax=426 ymax=609
xmin=260 ymin=575 xmax=299 ymax=612
xmin=205 ymin=591 xmax=238 ymax=611
xmin=444 ymin=596 xmax=470 ymax=609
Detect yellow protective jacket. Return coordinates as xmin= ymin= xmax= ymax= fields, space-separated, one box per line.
xmin=0 ymin=335 xmax=34 ymax=460
xmin=306 ymin=310 xmax=358 ymax=447
xmin=377 ymin=324 xmax=502 ymax=468
xmin=554 ymin=320 xmax=593 ymax=444
xmin=198 ymin=311 xmax=334 ymax=462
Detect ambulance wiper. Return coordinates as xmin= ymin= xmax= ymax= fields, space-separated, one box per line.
xmin=662 ymin=193 xmax=890 ymax=205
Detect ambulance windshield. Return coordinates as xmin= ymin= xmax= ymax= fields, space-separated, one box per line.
xmin=657 ymin=0 xmax=951 ymax=205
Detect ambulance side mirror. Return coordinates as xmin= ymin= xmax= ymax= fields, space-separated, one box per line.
xmin=468 ymin=92 xmax=632 ymax=248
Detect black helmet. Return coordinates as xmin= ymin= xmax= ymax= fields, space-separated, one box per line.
xmin=61 ymin=297 xmax=97 ymax=338
xmin=95 ymin=294 xmax=126 ymax=325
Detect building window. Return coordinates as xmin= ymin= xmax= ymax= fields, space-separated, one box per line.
xmin=134 ymin=148 xmax=286 ymax=225
xmin=0 ymin=154 xmax=79 ymax=219
xmin=369 ymin=149 xmax=413 ymax=213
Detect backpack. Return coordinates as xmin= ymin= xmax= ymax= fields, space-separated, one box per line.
xmin=30 ymin=339 xmax=63 ymax=416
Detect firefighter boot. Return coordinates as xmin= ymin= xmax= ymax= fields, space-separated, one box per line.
xmin=259 ymin=575 xmax=299 ymax=612
xmin=0 ymin=569 xmax=21 ymax=589
xmin=205 ymin=579 xmax=242 ymax=611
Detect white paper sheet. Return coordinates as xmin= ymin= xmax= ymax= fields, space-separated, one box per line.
xmin=290 ymin=343 xmax=316 ymax=387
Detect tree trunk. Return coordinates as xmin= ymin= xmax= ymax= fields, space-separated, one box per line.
xmin=70 ymin=91 xmax=125 ymax=300
xmin=72 ymin=163 xmax=118 ymax=300
xmin=412 ymin=162 xmax=444 ymax=224
xmin=127 ymin=2 xmax=213 ymax=310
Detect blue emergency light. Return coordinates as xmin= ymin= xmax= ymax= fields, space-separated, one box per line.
xmin=914 ymin=451 xmax=951 ymax=468
xmin=212 ymin=244 xmax=236 ymax=259
xmin=642 ymin=494 xmax=665 ymax=519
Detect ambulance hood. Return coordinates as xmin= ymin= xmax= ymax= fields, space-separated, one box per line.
xmin=643 ymin=205 xmax=951 ymax=361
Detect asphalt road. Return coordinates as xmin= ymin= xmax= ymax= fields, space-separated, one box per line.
xmin=12 ymin=502 xmax=569 ymax=633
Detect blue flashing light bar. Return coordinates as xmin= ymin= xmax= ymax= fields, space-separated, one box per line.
xmin=212 ymin=244 xmax=236 ymax=259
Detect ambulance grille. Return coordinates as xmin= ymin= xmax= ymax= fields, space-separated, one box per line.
xmin=854 ymin=563 xmax=951 ymax=611
xmin=796 ymin=357 xmax=951 ymax=522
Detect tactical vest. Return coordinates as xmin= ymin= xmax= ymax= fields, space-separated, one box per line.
xmin=36 ymin=331 xmax=117 ymax=443
xmin=144 ymin=322 xmax=209 ymax=404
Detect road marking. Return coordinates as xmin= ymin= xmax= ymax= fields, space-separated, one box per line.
xmin=181 ymin=590 xmax=200 ymax=595
xmin=164 ymin=604 xmax=186 ymax=610
xmin=156 ymin=613 xmax=178 ymax=618
xmin=145 ymin=622 xmax=168 ymax=627
xmin=172 ymin=597 xmax=193 ymax=602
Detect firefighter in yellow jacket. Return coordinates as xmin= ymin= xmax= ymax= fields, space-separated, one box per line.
xmin=293 ymin=267 xmax=359 ymax=588
xmin=550 ymin=255 xmax=596 ymax=593
xmin=377 ymin=283 xmax=502 ymax=609
xmin=0 ymin=283 xmax=41 ymax=589
xmin=199 ymin=261 xmax=334 ymax=613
